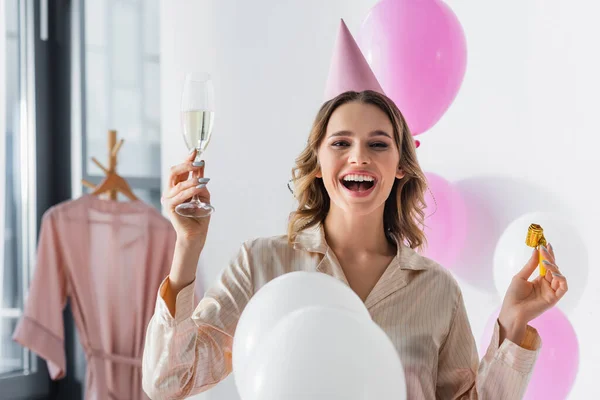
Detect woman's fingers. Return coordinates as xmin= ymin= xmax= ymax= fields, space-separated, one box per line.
xmin=163 ymin=176 xmax=211 ymax=203
xmin=550 ymin=272 xmax=561 ymax=291
xmin=169 ymin=183 xmax=210 ymax=208
xmin=539 ymin=258 xmax=568 ymax=304
xmin=547 ymin=242 xmax=556 ymax=261
xmin=517 ymin=248 xmax=540 ymax=279
xmin=162 ymin=152 xmax=208 ymax=207
xmin=542 ymin=259 xmax=560 ymax=281
xmin=165 ymin=178 xmax=198 ymax=199
xmin=540 ymin=245 xmax=556 ymax=265
xmin=168 ymin=148 xmax=204 ymax=188
xmin=187 ymin=148 xmax=197 ymax=160
xmin=169 ymin=161 xmax=204 ymax=187
xmin=549 ymin=270 xmax=568 ymax=299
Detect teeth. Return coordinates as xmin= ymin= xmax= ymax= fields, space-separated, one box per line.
xmin=342 ymin=174 xmax=375 ymax=182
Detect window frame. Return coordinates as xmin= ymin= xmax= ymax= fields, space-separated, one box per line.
xmin=0 ymin=0 xmax=50 ymax=397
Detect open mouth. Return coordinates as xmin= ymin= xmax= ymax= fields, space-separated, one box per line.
xmin=341 ymin=180 xmax=375 ymax=192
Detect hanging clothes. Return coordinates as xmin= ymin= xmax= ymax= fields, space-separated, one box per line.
xmin=13 ymin=194 xmax=179 ymax=400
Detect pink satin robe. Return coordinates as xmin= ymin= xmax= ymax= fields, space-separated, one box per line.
xmin=13 ymin=195 xmax=177 ymax=400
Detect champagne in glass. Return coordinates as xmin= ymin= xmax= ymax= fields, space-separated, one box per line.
xmin=175 ymin=73 xmax=216 ymax=218
xmin=182 ymin=110 xmax=214 ymax=153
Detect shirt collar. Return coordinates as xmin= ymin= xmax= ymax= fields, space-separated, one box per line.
xmin=292 ymin=222 xmax=431 ymax=271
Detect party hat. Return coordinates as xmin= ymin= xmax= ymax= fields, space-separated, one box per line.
xmin=323 ymin=19 xmax=385 ymax=102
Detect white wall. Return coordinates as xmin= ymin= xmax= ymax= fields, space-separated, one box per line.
xmin=160 ymin=1 xmax=599 ymax=399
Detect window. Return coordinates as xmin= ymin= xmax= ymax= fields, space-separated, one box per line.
xmin=80 ymin=0 xmax=162 ymax=207
xmin=2 ymin=0 xmax=27 ymax=376
xmin=1 ymin=0 xmax=49 ymax=398
xmin=1 ymin=0 xmax=162 ymax=397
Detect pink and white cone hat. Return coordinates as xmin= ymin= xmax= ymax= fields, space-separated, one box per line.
xmin=323 ymin=19 xmax=385 ymax=102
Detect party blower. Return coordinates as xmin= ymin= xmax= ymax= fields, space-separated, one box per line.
xmin=525 ymin=224 xmax=548 ymax=276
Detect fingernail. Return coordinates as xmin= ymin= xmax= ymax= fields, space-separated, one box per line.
xmin=540 ymin=245 xmax=547 ymax=252
xmin=553 ymin=272 xmax=563 ymax=278
xmin=542 ymin=260 xmax=551 ymax=265
xmin=196 ymin=183 xmax=206 ymax=189
xmin=548 ymin=242 xmax=553 ymax=251
xmin=192 ymin=160 xmax=205 ymax=167
xmin=198 ymin=177 xmax=210 ymax=184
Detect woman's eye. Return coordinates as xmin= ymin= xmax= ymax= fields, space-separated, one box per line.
xmin=332 ymin=141 xmax=350 ymax=147
xmin=331 ymin=141 xmax=389 ymax=148
xmin=371 ymin=142 xmax=389 ymax=149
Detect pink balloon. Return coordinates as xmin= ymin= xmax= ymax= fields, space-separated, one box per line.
xmin=420 ymin=173 xmax=467 ymax=269
xmin=359 ymin=0 xmax=467 ymax=135
xmin=480 ymin=308 xmax=579 ymax=400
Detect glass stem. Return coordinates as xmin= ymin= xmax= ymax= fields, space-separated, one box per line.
xmin=191 ymin=148 xmax=203 ymax=203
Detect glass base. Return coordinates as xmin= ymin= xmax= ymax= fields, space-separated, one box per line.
xmin=175 ymin=201 xmax=215 ymax=218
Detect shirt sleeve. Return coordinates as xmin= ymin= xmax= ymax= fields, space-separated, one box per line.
xmin=12 ymin=211 xmax=68 ymax=380
xmin=142 ymin=242 xmax=253 ymax=400
xmin=436 ymin=291 xmax=541 ymax=399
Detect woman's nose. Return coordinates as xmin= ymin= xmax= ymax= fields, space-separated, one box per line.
xmin=348 ymin=147 xmax=370 ymax=165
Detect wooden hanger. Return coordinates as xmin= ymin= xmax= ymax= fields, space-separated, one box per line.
xmin=82 ymin=130 xmax=139 ymax=201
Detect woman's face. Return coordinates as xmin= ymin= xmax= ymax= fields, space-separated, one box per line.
xmin=317 ymin=101 xmax=405 ymax=216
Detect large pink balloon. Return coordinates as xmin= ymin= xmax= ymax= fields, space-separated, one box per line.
xmin=420 ymin=173 xmax=467 ymax=269
xmin=480 ymin=307 xmax=579 ymax=400
xmin=359 ymin=0 xmax=467 ymax=135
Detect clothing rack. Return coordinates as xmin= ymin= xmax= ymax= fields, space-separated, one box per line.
xmin=82 ymin=130 xmax=138 ymax=201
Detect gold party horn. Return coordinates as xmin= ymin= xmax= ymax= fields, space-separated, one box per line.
xmin=525 ymin=223 xmax=548 ymax=276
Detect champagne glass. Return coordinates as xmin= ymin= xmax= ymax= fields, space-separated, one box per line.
xmin=175 ymin=72 xmax=216 ymax=218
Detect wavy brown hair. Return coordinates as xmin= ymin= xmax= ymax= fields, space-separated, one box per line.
xmin=287 ymin=90 xmax=428 ymax=250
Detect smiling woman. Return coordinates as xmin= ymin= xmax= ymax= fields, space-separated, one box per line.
xmin=141 ymin=19 xmax=566 ymax=400
xmin=288 ymin=90 xmax=428 ymax=249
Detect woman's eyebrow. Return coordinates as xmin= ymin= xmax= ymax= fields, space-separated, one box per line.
xmin=329 ymin=130 xmax=392 ymax=139
xmin=370 ymin=130 xmax=392 ymax=139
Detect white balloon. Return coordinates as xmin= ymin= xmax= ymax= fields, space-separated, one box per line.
xmin=239 ymin=306 xmax=406 ymax=400
xmin=493 ymin=212 xmax=588 ymax=313
xmin=232 ymin=271 xmax=371 ymax=393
